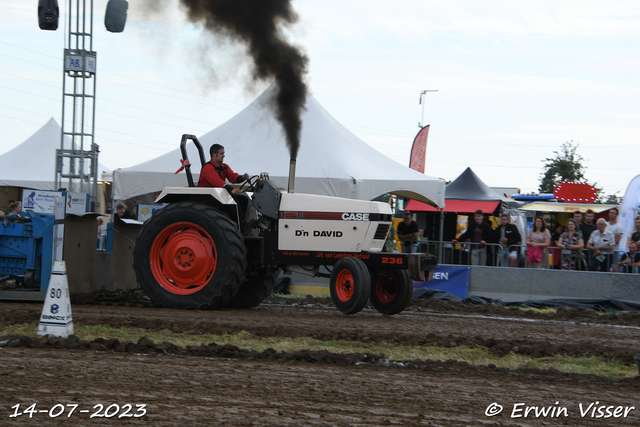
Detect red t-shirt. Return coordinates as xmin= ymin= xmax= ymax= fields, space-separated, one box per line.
xmin=198 ymin=162 xmax=240 ymax=188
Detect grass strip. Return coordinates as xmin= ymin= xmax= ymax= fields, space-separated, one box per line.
xmin=1 ymin=323 xmax=635 ymax=379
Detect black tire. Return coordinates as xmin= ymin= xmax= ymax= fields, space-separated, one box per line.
xmin=133 ymin=201 xmax=247 ymax=309
xmin=225 ymin=268 xmax=282 ymax=309
xmin=330 ymin=257 xmax=370 ymax=315
xmin=370 ymin=269 xmax=413 ymax=315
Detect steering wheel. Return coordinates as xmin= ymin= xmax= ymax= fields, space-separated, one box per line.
xmin=239 ymin=175 xmax=260 ymax=193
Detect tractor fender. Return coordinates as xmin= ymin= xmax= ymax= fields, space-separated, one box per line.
xmin=155 ymin=187 xmax=237 ymax=205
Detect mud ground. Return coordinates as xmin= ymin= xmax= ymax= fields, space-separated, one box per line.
xmin=2 ymin=295 xmax=640 ymax=426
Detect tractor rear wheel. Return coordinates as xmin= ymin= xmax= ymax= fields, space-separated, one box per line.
xmin=330 ymin=257 xmax=370 ymax=315
xmin=370 ymin=269 xmax=413 ymax=315
xmin=225 ymin=268 xmax=282 ymax=309
xmin=133 ymin=202 xmax=247 ymax=309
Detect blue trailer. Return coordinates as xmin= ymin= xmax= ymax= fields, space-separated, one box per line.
xmin=0 ymin=211 xmax=55 ymax=301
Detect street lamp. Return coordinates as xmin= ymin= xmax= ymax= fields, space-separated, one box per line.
xmin=418 ymin=89 xmax=438 ymax=128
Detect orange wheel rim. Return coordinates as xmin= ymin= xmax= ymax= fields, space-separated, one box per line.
xmin=335 ymin=269 xmax=355 ymax=302
xmin=150 ymin=222 xmax=216 ymax=295
xmin=374 ymin=274 xmax=397 ymax=303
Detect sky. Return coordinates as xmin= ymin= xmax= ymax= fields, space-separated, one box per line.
xmin=1 ymin=0 xmax=639 ymax=199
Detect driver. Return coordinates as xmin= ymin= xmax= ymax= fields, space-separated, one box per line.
xmin=198 ymin=143 xmax=249 ymax=194
xmin=198 ymin=143 xmax=251 ymax=224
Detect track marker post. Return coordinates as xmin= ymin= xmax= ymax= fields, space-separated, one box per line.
xmin=37 ymin=261 xmax=74 ymax=338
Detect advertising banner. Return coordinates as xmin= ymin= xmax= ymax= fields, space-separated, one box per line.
xmin=64 ymin=192 xmax=89 ymax=216
xmin=409 ymin=125 xmax=429 ymax=174
xmin=619 ymin=174 xmax=640 ymax=250
xmin=412 ymin=265 xmax=470 ymax=299
xmin=22 ymin=190 xmax=88 ymax=216
xmin=22 ymin=189 xmax=62 ymax=214
xmin=137 ymin=204 xmax=166 ymax=222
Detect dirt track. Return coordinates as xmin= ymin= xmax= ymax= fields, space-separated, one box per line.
xmin=2 ymin=297 xmax=640 ymax=426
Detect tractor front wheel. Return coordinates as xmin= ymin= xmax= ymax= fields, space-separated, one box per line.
xmin=330 ymin=257 xmax=370 ymax=315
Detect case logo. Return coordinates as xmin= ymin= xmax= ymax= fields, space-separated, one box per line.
xmin=342 ymin=212 xmax=369 ymax=221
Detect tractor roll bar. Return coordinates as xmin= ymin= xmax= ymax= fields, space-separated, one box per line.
xmin=179 ymin=134 xmax=207 ymax=187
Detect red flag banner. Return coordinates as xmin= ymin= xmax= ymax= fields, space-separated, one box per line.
xmin=409 ymin=125 xmax=429 ymax=174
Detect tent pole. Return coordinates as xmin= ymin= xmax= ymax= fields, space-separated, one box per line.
xmin=438 ymin=207 xmax=444 ymax=263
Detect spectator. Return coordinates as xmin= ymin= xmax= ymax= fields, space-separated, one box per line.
xmin=526 ymin=216 xmax=551 ymax=269
xmin=7 ymin=201 xmax=24 ymax=217
xmin=549 ymin=222 xmax=564 ymax=269
xmin=630 ymin=218 xmax=640 ymax=244
xmin=452 ymin=209 xmax=494 ymax=266
xmin=551 ymin=222 xmax=564 ymax=242
xmin=579 ymin=209 xmax=597 ymax=270
xmin=96 ymin=217 xmax=106 ymax=250
xmin=493 ymin=214 xmax=521 ymax=267
xmin=97 ymin=216 xmax=104 ymax=236
xmin=115 ymin=202 xmax=135 ymax=220
xmin=396 ymin=211 xmax=419 ymax=253
xmin=586 ymin=218 xmax=615 ymax=272
xmin=580 ymin=209 xmax=597 ymax=241
xmin=607 ymin=208 xmax=624 ymax=272
xmin=556 ymin=218 xmax=584 ymax=270
xmin=619 ymin=242 xmax=640 ymax=274
xmin=573 ymin=210 xmax=583 ymax=225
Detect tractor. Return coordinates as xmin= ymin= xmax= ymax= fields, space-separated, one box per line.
xmin=132 ymin=135 xmax=436 ymax=315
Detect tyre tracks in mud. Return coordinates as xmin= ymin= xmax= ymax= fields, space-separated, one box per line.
xmin=2 ymin=299 xmax=640 ymax=365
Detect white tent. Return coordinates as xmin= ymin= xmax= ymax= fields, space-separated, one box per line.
xmin=113 ymin=84 xmax=445 ymax=207
xmin=0 ymin=118 xmax=111 ymax=190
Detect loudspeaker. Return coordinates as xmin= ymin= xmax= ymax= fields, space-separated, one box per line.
xmin=38 ymin=0 xmax=59 ymax=31
xmin=105 ymin=0 xmax=128 ymax=33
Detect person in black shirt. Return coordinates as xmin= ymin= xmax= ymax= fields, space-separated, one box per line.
xmin=579 ymin=209 xmax=597 ymax=270
xmin=619 ymin=242 xmax=640 ymax=273
xmin=396 ymin=211 xmax=419 ymax=253
xmin=115 ymin=202 xmax=135 ymax=220
xmin=630 ymin=218 xmax=640 ymax=244
xmin=452 ymin=209 xmax=494 ymax=266
xmin=494 ymin=214 xmax=522 ymax=267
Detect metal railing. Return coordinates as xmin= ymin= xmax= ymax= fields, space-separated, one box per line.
xmin=439 ymin=242 xmax=504 ymax=266
xmin=422 ymin=240 xmax=640 ymax=273
xmin=391 ymin=235 xmax=640 ymax=273
xmin=552 ymin=248 xmax=631 ymax=272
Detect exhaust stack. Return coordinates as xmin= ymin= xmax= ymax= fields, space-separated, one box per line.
xmin=288 ymin=159 xmax=296 ymax=193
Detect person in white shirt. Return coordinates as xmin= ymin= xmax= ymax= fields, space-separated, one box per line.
xmin=586 ymin=218 xmax=615 ymax=272
xmin=606 ymin=207 xmax=624 ymax=272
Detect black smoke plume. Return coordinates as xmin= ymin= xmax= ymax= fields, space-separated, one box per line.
xmin=178 ymin=0 xmax=308 ymax=160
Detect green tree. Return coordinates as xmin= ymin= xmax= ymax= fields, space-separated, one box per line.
xmin=538 ymin=141 xmax=587 ymax=193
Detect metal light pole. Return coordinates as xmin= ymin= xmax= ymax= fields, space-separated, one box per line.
xmin=52 ymin=0 xmax=127 ymax=211
xmin=418 ymin=89 xmax=438 ymax=128
xmin=417 ymin=89 xmax=443 ymax=261
xmin=56 ymin=0 xmax=99 ymax=211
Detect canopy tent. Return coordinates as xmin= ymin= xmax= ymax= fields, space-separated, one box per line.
xmin=0 ymin=118 xmax=111 ymax=190
xmin=408 ymin=199 xmax=500 ymax=214
xmin=112 ymin=84 xmax=445 ymax=206
xmin=405 ymin=167 xmax=512 ymax=213
xmin=519 ymin=202 xmax=617 ymax=213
